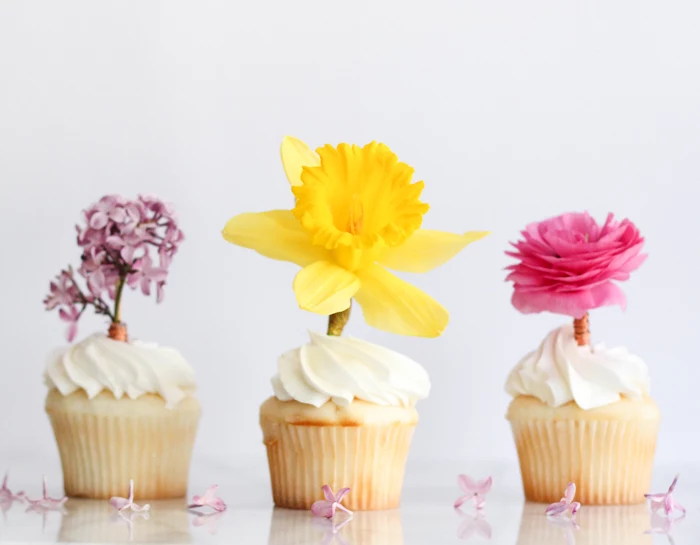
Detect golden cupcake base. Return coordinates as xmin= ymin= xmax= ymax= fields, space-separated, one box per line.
xmin=260 ymin=397 xmax=418 ymax=511
xmin=507 ymin=396 xmax=660 ymax=505
xmin=46 ymin=389 xmax=201 ymax=500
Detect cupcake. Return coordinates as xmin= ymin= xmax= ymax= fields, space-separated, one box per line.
xmin=504 ymin=212 xmax=659 ymax=505
xmin=223 ymin=137 xmax=488 ymax=510
xmin=43 ymin=195 xmax=200 ymax=500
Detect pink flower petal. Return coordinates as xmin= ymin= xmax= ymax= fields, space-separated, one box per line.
xmin=334 ymin=488 xmax=351 ymax=504
xmin=671 ymin=498 xmax=686 ymax=515
xmin=668 ymin=475 xmax=679 ymax=494
xmin=473 ymin=476 xmax=493 ymax=495
xmin=321 ymin=485 xmax=335 ymax=503
xmin=208 ymin=497 xmax=227 ymax=512
xmin=664 ymin=494 xmax=674 ymax=515
xmin=110 ymin=497 xmax=130 ymax=511
xmin=546 ymin=501 xmax=570 ymax=516
xmin=564 ymin=482 xmax=576 ymax=504
xmin=649 ymin=499 xmax=666 ymax=513
xmin=89 ymin=212 xmax=108 ymax=229
xmin=311 ymin=500 xmax=334 ymax=518
xmin=454 ymin=495 xmax=469 ymax=509
xmin=644 ymin=493 xmax=667 ymax=501
xmin=458 ymin=474 xmax=477 ymax=494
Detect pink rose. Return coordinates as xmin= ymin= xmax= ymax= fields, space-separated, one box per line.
xmin=506 ymin=212 xmax=646 ymax=318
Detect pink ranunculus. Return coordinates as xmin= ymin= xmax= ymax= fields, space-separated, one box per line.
xmin=506 ymin=212 xmax=646 ymax=318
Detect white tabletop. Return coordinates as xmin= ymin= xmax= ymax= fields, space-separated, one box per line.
xmin=0 ymin=458 xmax=696 ymax=544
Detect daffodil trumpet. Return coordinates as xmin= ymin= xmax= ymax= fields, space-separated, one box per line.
xmin=223 ymin=137 xmax=489 ymax=338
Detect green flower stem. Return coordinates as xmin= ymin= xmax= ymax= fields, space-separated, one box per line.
xmin=327 ymin=303 xmax=351 ymax=336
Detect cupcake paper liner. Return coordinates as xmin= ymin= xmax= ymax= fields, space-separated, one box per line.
xmin=508 ymin=396 xmax=660 ymax=505
xmin=46 ymin=389 xmax=201 ymax=500
xmin=261 ymin=418 xmax=415 ymax=511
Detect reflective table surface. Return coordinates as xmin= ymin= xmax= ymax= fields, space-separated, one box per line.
xmin=0 ymin=458 xmax=696 ymax=544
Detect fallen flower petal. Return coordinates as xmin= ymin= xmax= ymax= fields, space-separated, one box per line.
xmin=25 ymin=476 xmax=67 ymax=510
xmin=546 ymin=482 xmax=580 ymax=518
xmin=0 ymin=472 xmax=25 ymax=502
xmin=645 ymin=475 xmax=685 ymax=518
xmin=110 ymin=479 xmax=150 ymax=513
xmin=311 ymin=485 xmax=353 ymax=519
xmin=455 ymin=474 xmax=492 ymax=510
xmin=188 ymin=485 xmax=227 ymax=513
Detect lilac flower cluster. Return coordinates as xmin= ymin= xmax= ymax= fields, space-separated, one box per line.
xmin=44 ymin=195 xmax=184 ymax=341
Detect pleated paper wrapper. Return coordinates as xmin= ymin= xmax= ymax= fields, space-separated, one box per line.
xmin=261 ymin=418 xmax=415 ymax=511
xmin=46 ymin=389 xmax=200 ymax=500
xmin=507 ymin=396 xmax=660 ymax=505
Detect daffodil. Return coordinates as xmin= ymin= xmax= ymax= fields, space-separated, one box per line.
xmin=222 ymin=137 xmax=488 ymax=338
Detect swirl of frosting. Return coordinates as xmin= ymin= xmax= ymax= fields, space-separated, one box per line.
xmin=271 ymin=332 xmax=430 ymax=408
xmin=45 ymin=333 xmax=197 ymax=409
xmin=505 ymin=324 xmax=650 ymax=410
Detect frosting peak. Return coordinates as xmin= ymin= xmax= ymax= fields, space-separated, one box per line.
xmin=45 ymin=333 xmax=197 ymax=409
xmin=505 ymin=325 xmax=649 ymax=410
xmin=271 ymin=332 xmax=430 ymax=408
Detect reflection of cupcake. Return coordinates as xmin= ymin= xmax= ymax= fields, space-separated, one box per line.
xmin=267 ymin=506 xmax=403 ymax=545
xmin=516 ymin=502 xmax=651 ymax=545
xmin=223 ymin=137 xmax=488 ymax=510
xmin=43 ymin=195 xmax=200 ymax=499
xmin=59 ymin=499 xmax=191 ymax=543
xmin=504 ymin=213 xmax=659 ymax=505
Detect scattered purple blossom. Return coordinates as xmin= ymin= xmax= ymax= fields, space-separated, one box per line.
xmin=25 ymin=476 xmax=67 ymax=511
xmin=311 ymin=486 xmax=353 ymax=519
xmin=454 ymin=475 xmax=492 ymax=510
xmin=545 ymin=482 xmax=581 ymax=519
xmin=188 ymin=485 xmax=227 ymax=513
xmin=110 ymin=479 xmax=150 ymax=513
xmin=645 ymin=475 xmax=686 ymax=518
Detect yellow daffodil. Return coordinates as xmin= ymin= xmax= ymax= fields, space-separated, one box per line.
xmin=223 ymin=137 xmax=488 ymax=338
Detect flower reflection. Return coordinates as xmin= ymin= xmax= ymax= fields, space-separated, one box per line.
xmin=57 ymin=499 xmax=190 ymax=543
xmin=455 ymin=507 xmax=492 ymax=540
xmin=190 ymin=510 xmax=225 ymax=535
xmin=267 ymin=506 xmax=403 ymax=545
xmin=113 ymin=509 xmax=150 ymax=542
xmin=516 ymin=502 xmax=652 ymax=545
xmin=546 ymin=515 xmax=579 ymax=545
xmin=312 ymin=515 xmax=353 ymax=545
xmin=645 ymin=510 xmax=685 ymax=545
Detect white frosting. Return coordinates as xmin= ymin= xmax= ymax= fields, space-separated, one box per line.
xmin=45 ymin=333 xmax=197 ymax=409
xmin=271 ymin=332 xmax=430 ymax=408
xmin=505 ymin=325 xmax=650 ymax=410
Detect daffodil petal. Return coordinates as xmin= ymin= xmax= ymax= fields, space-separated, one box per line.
xmin=281 ymin=136 xmax=320 ymax=186
xmin=293 ymin=261 xmax=360 ymax=315
xmin=379 ymin=229 xmax=490 ymax=273
xmin=355 ymin=264 xmax=449 ymax=337
xmin=222 ymin=210 xmax=327 ymax=266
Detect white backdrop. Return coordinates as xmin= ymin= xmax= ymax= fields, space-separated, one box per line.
xmin=1 ymin=0 xmax=699 ymax=471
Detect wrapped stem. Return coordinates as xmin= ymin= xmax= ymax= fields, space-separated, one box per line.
xmin=573 ymin=313 xmax=590 ymax=346
xmin=108 ymin=322 xmax=128 ymax=342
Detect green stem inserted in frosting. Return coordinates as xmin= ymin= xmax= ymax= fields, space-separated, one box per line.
xmin=327 ymin=303 xmax=352 ymax=336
